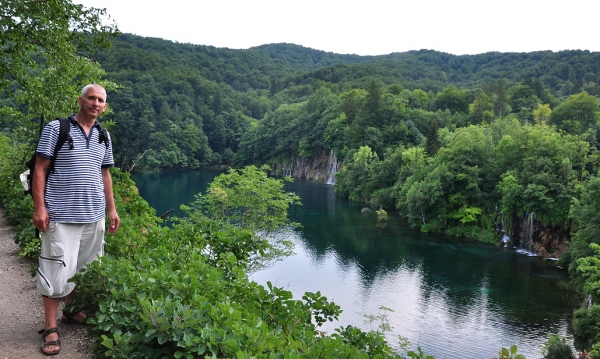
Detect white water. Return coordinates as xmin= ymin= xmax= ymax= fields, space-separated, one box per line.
xmin=326 ymin=149 xmax=338 ymax=185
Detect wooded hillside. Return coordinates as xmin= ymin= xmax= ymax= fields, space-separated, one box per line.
xmin=78 ymin=34 xmax=600 ymax=171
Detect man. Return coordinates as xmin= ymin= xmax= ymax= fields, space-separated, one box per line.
xmin=32 ymin=84 xmax=120 ymax=356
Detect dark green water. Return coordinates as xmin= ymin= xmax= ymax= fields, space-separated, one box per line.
xmin=131 ymin=170 xmax=574 ymax=359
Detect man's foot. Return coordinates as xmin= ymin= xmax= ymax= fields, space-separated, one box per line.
xmin=39 ymin=327 xmax=60 ymax=356
xmin=62 ymin=310 xmax=87 ymax=324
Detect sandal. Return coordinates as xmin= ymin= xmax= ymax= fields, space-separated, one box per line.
xmin=62 ymin=310 xmax=87 ymax=325
xmin=39 ymin=327 xmax=60 ymax=356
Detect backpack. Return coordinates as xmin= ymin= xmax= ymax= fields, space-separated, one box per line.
xmin=21 ymin=118 xmax=110 ymax=196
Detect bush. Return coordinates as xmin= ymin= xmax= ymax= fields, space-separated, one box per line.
xmin=574 ymin=305 xmax=600 ymax=343
xmin=0 ymin=136 xmax=39 ymax=255
xmin=542 ymin=335 xmax=573 ymax=359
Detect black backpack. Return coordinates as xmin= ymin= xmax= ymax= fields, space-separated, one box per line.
xmin=24 ymin=118 xmax=110 ymax=196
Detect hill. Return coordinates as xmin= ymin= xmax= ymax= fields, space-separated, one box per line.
xmin=92 ymin=34 xmax=600 ymax=171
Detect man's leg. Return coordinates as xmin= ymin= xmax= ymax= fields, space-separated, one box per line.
xmin=61 ymin=219 xmax=105 ymax=324
xmin=37 ymin=222 xmax=83 ymax=353
xmin=62 ymin=290 xmax=86 ymax=323
xmin=41 ymin=296 xmax=61 ymax=354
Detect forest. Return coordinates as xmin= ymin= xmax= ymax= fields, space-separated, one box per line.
xmin=39 ymin=34 xmax=600 ymax=173
xmin=2 ymin=1 xmax=600 ymax=357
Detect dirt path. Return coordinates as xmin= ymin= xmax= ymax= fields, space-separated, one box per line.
xmin=0 ymin=207 xmax=93 ymax=358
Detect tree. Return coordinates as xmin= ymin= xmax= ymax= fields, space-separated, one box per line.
xmin=508 ymin=83 xmax=540 ymax=124
xmin=533 ymin=103 xmax=552 ymax=125
xmin=336 ymin=146 xmax=380 ymax=202
xmin=495 ymin=77 xmax=509 ymax=118
xmin=424 ymin=120 xmax=441 ymax=157
xmin=564 ymin=177 xmax=600 ymax=283
xmin=548 ymin=92 xmax=600 ymax=135
xmin=185 ymin=165 xmax=301 ymax=271
xmin=469 ymin=90 xmax=494 ymax=124
xmin=1 ymin=0 xmax=119 ymax=134
xmin=359 ymin=80 xmax=383 ymax=129
xmin=434 ymin=86 xmax=469 ymax=114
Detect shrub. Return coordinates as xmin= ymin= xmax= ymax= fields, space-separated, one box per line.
xmin=573 ymin=305 xmax=600 ymax=343
xmin=542 ymin=335 xmax=573 ymax=359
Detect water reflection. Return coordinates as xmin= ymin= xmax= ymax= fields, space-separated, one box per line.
xmin=251 ymin=178 xmax=574 ymax=359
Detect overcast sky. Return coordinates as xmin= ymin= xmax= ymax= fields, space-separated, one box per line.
xmin=74 ymin=0 xmax=599 ymax=56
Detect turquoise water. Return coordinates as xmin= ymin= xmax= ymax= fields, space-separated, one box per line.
xmin=131 ymin=170 xmax=574 ymax=359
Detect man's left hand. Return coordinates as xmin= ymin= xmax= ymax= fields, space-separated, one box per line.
xmin=108 ymin=210 xmax=120 ymax=234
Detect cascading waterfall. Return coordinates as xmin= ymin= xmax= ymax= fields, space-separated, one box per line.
xmin=281 ymin=158 xmax=293 ymax=177
xmin=500 ymin=216 xmax=510 ymax=246
xmin=326 ymin=149 xmax=338 ymax=185
xmin=493 ymin=205 xmax=510 ymax=246
xmin=527 ymin=211 xmax=534 ymax=247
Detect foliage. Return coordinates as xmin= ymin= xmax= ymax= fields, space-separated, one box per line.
xmin=549 ymin=92 xmax=600 ymax=136
xmin=576 ymin=243 xmax=600 ymax=303
xmin=494 ymin=345 xmax=527 ymax=359
xmin=573 ymin=305 xmax=600 ymax=350
xmin=176 ymin=165 xmax=301 ymax=272
xmin=376 ymin=208 xmax=389 ymax=221
xmin=1 ymin=0 xmax=119 ymax=142
xmin=563 ymin=177 xmax=600 ymax=291
xmin=542 ymin=335 xmax=573 ymax=359
xmin=53 ymin=33 xmax=600 ymax=173
xmin=407 ymin=347 xmax=435 ymax=359
xmin=0 ymin=135 xmax=38 ymax=253
xmin=192 ymin=165 xmax=300 ymax=234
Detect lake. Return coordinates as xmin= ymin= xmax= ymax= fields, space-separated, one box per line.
xmin=131 ymin=170 xmax=574 ymax=359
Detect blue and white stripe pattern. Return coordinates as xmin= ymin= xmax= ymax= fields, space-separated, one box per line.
xmin=36 ymin=115 xmax=114 ymax=223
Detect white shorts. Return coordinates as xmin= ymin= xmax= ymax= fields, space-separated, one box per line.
xmin=36 ymin=219 xmax=105 ymax=298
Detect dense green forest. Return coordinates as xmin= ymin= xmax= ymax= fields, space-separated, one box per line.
xmin=2 ymin=2 xmax=600 ymax=355
xmin=55 ymin=34 xmax=600 ymax=173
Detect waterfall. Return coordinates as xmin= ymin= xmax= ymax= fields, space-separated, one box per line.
xmin=326 ymin=149 xmax=338 ymax=185
xmin=500 ymin=216 xmax=510 ymax=246
xmin=501 ymin=233 xmax=510 ymax=246
xmin=281 ymin=158 xmax=293 ymax=177
xmin=511 ymin=211 xmax=539 ymax=256
xmin=527 ymin=211 xmax=534 ymax=247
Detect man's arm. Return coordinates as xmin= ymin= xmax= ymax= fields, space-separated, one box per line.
xmin=102 ymin=168 xmax=120 ymax=234
xmin=32 ymin=156 xmax=51 ymax=232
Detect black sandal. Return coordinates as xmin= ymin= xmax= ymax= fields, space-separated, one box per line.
xmin=39 ymin=327 xmax=61 ymax=356
xmin=62 ymin=310 xmax=87 ymax=325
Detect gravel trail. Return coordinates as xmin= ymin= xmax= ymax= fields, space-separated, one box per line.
xmin=0 ymin=207 xmax=93 ymax=358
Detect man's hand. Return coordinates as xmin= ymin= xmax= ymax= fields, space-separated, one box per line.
xmin=33 ymin=207 xmax=50 ymax=232
xmin=107 ymin=209 xmax=120 ymax=234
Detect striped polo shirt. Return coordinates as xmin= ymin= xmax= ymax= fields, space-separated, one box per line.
xmin=36 ymin=115 xmax=114 ymax=223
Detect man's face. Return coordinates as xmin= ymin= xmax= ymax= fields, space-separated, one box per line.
xmin=78 ymin=86 xmax=107 ymax=118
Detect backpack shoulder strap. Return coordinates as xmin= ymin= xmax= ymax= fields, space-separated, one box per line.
xmin=56 ymin=118 xmax=71 ymax=150
xmin=49 ymin=118 xmax=72 ymax=173
xmin=94 ymin=122 xmax=110 ymax=148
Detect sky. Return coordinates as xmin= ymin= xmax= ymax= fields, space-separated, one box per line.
xmin=74 ymin=0 xmax=599 ymax=56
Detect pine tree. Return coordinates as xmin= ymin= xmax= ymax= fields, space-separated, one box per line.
xmin=425 ymin=120 xmax=441 ymax=157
